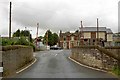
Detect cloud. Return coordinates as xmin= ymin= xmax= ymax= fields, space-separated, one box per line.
xmin=0 ymin=0 xmax=119 ymax=37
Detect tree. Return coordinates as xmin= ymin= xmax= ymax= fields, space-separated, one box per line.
xmin=13 ymin=29 xmax=20 ymax=37
xmin=38 ymin=36 xmax=43 ymax=39
xmin=43 ymin=30 xmax=58 ymax=46
xmin=13 ymin=29 xmax=33 ymax=42
xmin=53 ymin=33 xmax=59 ymax=45
xmin=75 ymin=30 xmax=79 ymax=33
xmin=29 ymin=34 xmax=33 ymax=42
xmin=20 ymin=30 xmax=30 ymax=37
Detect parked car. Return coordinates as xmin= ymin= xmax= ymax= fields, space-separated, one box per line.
xmin=50 ymin=46 xmax=62 ymax=50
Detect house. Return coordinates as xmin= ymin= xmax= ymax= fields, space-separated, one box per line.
xmin=81 ymin=27 xmax=113 ymax=46
xmin=113 ymin=33 xmax=120 ymax=46
xmin=59 ymin=30 xmax=80 ymax=49
xmin=59 ymin=27 xmax=113 ymax=49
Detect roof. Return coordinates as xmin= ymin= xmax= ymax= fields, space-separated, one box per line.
xmin=106 ymin=29 xmax=113 ymax=34
xmin=81 ymin=27 xmax=106 ymax=32
xmin=80 ymin=27 xmax=113 ymax=33
xmin=60 ymin=27 xmax=113 ymax=37
xmin=60 ymin=32 xmax=79 ymax=37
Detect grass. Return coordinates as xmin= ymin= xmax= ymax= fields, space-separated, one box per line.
xmin=112 ymin=66 xmax=120 ymax=76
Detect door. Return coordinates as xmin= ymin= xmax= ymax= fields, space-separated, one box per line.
xmin=91 ymin=32 xmax=96 ymax=39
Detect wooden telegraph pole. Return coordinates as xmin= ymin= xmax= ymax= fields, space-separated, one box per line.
xmin=9 ymin=2 xmax=12 ymax=39
xmin=97 ymin=18 xmax=99 ymax=45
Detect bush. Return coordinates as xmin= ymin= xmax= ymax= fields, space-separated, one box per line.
xmin=29 ymin=43 xmax=36 ymax=52
xmin=1 ymin=37 xmax=36 ymax=51
xmin=14 ymin=37 xmax=29 ymax=45
xmin=1 ymin=38 xmax=14 ymax=46
xmin=2 ymin=45 xmax=28 ymax=51
xmin=14 ymin=37 xmax=36 ymax=51
xmin=113 ymin=66 xmax=120 ymax=76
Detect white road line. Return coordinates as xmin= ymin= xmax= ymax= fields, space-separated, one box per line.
xmin=68 ymin=57 xmax=107 ymax=73
xmin=16 ymin=58 xmax=37 ymax=74
xmin=55 ymin=54 xmax=57 ymax=56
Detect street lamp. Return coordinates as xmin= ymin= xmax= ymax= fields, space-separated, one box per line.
xmin=24 ymin=27 xmax=32 ymax=46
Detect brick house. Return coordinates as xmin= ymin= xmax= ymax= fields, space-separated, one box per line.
xmin=59 ymin=27 xmax=113 ymax=49
xmin=59 ymin=31 xmax=80 ymax=49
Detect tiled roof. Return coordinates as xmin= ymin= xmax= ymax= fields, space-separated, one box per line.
xmin=60 ymin=27 xmax=113 ymax=37
xmin=81 ymin=27 xmax=106 ymax=32
xmin=80 ymin=27 xmax=113 ymax=33
xmin=106 ymin=29 xmax=113 ymax=33
xmin=60 ymin=32 xmax=79 ymax=37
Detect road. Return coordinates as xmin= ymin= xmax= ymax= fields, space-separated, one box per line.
xmin=12 ymin=50 xmax=117 ymax=78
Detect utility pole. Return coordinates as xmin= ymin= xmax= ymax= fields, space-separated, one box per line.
xmin=28 ymin=30 xmax=32 ymax=46
xmin=9 ymin=2 xmax=12 ymax=39
xmin=97 ymin=18 xmax=99 ymax=45
xmin=46 ymin=30 xmax=48 ymax=46
xmin=36 ymin=23 xmax=39 ymax=47
xmin=25 ymin=27 xmax=27 ymax=40
xmin=79 ymin=21 xmax=84 ymax=45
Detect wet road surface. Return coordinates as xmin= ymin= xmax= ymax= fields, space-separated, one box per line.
xmin=13 ymin=50 xmax=117 ymax=78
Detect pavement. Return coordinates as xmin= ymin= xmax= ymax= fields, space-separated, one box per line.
xmin=11 ymin=50 xmax=117 ymax=78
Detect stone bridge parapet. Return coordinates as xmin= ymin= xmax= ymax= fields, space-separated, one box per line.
xmin=70 ymin=46 xmax=120 ymax=71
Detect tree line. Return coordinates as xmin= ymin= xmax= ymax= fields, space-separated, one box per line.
xmin=13 ymin=29 xmax=59 ymax=46
xmin=13 ymin=29 xmax=33 ymax=42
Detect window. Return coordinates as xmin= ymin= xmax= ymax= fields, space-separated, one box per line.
xmin=84 ymin=39 xmax=88 ymax=41
xmin=71 ymin=36 xmax=74 ymax=41
xmin=63 ymin=36 xmax=66 ymax=41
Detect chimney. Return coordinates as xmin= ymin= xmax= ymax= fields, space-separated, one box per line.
xmin=60 ymin=30 xmax=62 ymax=34
xmin=60 ymin=30 xmax=62 ymax=37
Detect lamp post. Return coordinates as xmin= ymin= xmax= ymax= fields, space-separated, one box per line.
xmin=24 ymin=27 xmax=32 ymax=46
xmin=27 ymin=28 xmax=32 ymax=46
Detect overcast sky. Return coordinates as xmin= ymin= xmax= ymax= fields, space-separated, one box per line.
xmin=0 ymin=0 xmax=119 ymax=38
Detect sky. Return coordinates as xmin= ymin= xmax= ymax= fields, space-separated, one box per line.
xmin=0 ymin=0 xmax=119 ymax=38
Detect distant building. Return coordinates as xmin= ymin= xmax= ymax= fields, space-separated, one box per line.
xmin=59 ymin=27 xmax=113 ymax=49
xmin=113 ymin=33 xmax=120 ymax=46
xmin=81 ymin=27 xmax=113 ymax=46
xmin=59 ymin=31 xmax=79 ymax=49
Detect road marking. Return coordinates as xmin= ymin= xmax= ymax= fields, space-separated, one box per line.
xmin=55 ymin=54 xmax=57 ymax=56
xmin=68 ymin=57 xmax=108 ymax=73
xmin=16 ymin=58 xmax=37 ymax=74
xmin=0 ymin=67 xmax=3 ymax=72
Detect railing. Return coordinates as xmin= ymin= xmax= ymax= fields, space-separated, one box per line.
xmin=70 ymin=46 xmax=120 ymax=71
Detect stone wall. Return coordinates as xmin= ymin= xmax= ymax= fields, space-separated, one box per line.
xmin=71 ymin=47 xmax=103 ymax=69
xmin=105 ymin=47 xmax=120 ymax=57
xmin=1 ymin=45 xmax=34 ymax=77
xmin=70 ymin=46 xmax=119 ymax=71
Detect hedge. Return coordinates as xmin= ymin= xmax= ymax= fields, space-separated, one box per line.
xmin=1 ymin=37 xmax=36 ymax=52
xmin=1 ymin=45 xmax=30 ymax=51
